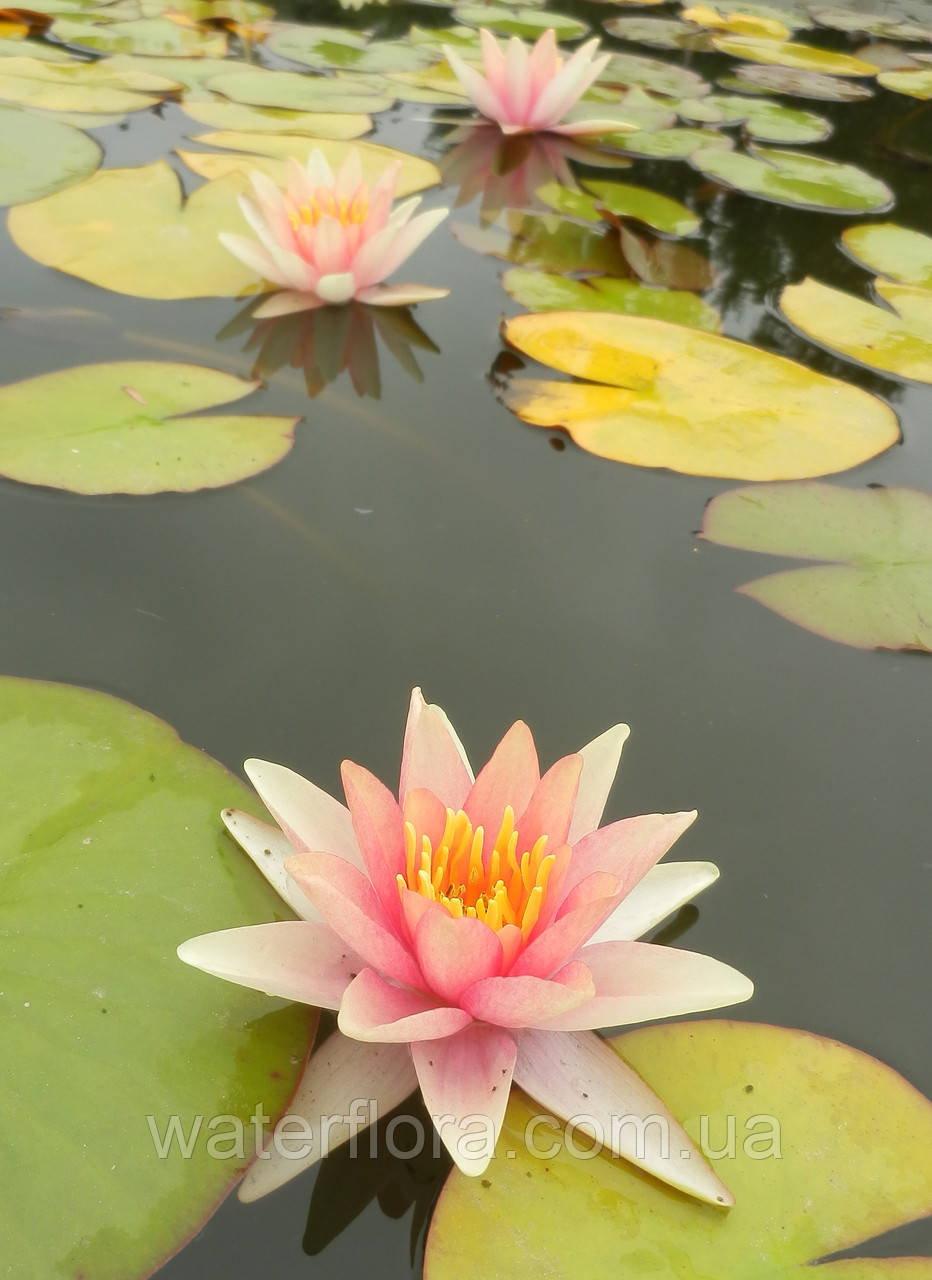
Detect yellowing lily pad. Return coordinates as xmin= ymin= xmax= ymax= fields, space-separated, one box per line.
xmin=682 ymin=2 xmax=790 ymax=38
xmin=425 ymin=1021 xmax=932 ymax=1278
xmin=502 ymin=269 xmax=720 ymax=330
xmin=723 ymin=62 xmax=874 ymax=98
xmin=1 ymin=676 xmax=314 ymax=1280
xmin=0 ymin=53 xmax=177 ymax=111
xmin=8 ymin=161 xmax=262 ymax=298
xmin=180 ymin=98 xmax=371 ymax=138
xmin=50 ymin=14 xmax=228 ymax=55
xmin=878 ymin=66 xmax=932 ymax=97
xmin=0 ymin=33 xmax=72 ymax=57
xmin=0 ymin=361 xmax=299 ymax=494
xmin=207 ymin=66 xmax=395 ymax=113
xmin=701 ymin=482 xmax=932 ymax=651
xmin=500 ymin=310 xmax=899 ymax=479
xmin=713 ymin=34 xmax=879 ymax=75
xmin=842 ymin=222 xmax=932 ymax=289
xmin=0 ymin=103 xmax=99 ymax=204
xmin=780 ymin=276 xmax=932 ymax=384
xmin=180 ymin=132 xmax=441 ymax=195
xmin=690 ymin=144 xmax=893 ymax=212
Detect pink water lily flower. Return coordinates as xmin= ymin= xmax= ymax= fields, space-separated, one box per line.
xmin=444 ymin=28 xmax=622 ymax=137
xmin=220 ymin=149 xmax=450 ymax=319
xmin=178 ymin=690 xmax=752 ymax=1205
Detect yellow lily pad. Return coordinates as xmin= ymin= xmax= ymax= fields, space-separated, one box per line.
xmin=780 ymin=276 xmax=932 ymax=384
xmin=179 ymin=132 xmax=441 ymax=195
xmin=842 ymin=222 xmax=932 ymax=289
xmin=878 ymin=66 xmax=932 ymax=97
xmin=0 ymin=53 xmax=178 ymax=111
xmin=50 ymin=14 xmax=228 ymax=55
xmin=179 ymin=98 xmax=371 ymax=139
xmin=683 ymin=4 xmax=790 ymax=39
xmin=8 ymin=161 xmax=263 ymax=298
xmin=713 ymin=34 xmax=879 ymax=76
xmin=206 ymin=66 xmax=395 ymax=114
xmin=500 ymin=310 xmax=899 ymax=479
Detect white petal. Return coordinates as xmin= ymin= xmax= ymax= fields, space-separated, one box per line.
xmin=588 ymin=862 xmax=720 ymax=944
xmin=239 ymin=1031 xmax=417 ymax=1201
xmin=514 ymin=1027 xmax=734 ymax=1205
xmin=356 ymin=284 xmax=450 ymax=306
xmin=315 ymin=271 xmax=357 ymax=304
xmin=251 ymin=290 xmax=324 ymax=319
xmin=567 ymin=722 xmax=630 ymax=844
xmin=399 ymin=686 xmax=474 ymax=806
xmin=221 ymin=808 xmax=321 ymax=921
xmin=218 ymin=232 xmax=284 ymax=286
xmin=243 ymin=759 xmax=362 ymax=868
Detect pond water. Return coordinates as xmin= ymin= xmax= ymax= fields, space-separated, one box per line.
xmin=2 ymin=0 xmax=931 ymax=1275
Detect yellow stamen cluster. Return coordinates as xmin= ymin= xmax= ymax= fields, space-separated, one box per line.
xmin=398 ymin=805 xmax=555 ymax=941
xmin=288 ymin=188 xmax=369 ymax=231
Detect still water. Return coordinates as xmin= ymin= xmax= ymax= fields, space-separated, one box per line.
xmin=1 ymin=0 xmax=930 ymax=1273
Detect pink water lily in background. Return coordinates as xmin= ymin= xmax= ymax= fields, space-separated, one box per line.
xmin=220 ymin=149 xmax=450 ymax=319
xmin=178 ymin=690 xmax=752 ymax=1204
xmin=444 ymin=28 xmax=622 ymax=137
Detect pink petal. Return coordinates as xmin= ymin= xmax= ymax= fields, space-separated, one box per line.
xmin=459 ymin=963 xmax=594 ymax=1028
xmin=239 ymin=1032 xmax=417 ymax=1201
xmin=403 ymin=786 xmax=449 ymax=851
xmin=177 ymin=920 xmax=360 ymax=1008
xmin=414 ymin=907 xmax=503 ymax=1002
xmin=443 ymin=45 xmax=509 ymax=124
xmin=516 ymin=752 xmax=582 ymax=849
xmin=243 ymin=758 xmax=361 ymax=868
xmin=411 ymin=1023 xmax=517 ymax=1176
xmin=588 ymin=862 xmax=720 ymax=945
xmin=252 ymin=290 xmax=325 ymax=319
xmin=510 ymin=879 xmax=620 ymax=979
xmin=341 ymin=760 xmax=407 ymax=917
xmin=356 ymin=284 xmax=450 ymax=306
xmin=539 ymin=939 xmax=755 ymax=1031
xmin=479 ymin=27 xmax=509 ymax=100
xmin=504 ymin=35 xmax=532 ymax=124
xmin=528 ymin=27 xmax=560 ymax=97
xmin=338 ymin=968 xmax=472 ymax=1042
xmin=399 ymin=687 xmax=474 ymax=808
xmin=566 ymin=722 xmax=630 ymax=844
xmin=514 ymin=1027 xmax=734 ymax=1206
xmin=221 ymin=808 xmax=320 ymax=921
xmin=528 ymin=40 xmax=608 ymax=130
xmin=356 ymin=207 xmax=448 ymax=285
xmin=286 ymin=850 xmax=422 ymax=989
xmin=557 ymin=810 xmax=698 ymax=907
xmin=463 ymin=720 xmax=539 ymax=838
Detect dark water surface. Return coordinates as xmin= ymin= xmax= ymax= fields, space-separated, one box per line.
xmin=1 ymin=0 xmax=930 ymax=1273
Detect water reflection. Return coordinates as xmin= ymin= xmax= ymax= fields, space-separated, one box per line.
xmin=217 ymin=300 xmax=440 ymax=398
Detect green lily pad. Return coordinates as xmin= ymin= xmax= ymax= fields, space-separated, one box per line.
xmin=425 ymin=1020 xmax=932 ymax=1278
xmin=51 ymin=15 xmax=228 ymax=55
xmin=722 ymin=62 xmax=875 ymax=98
xmin=583 ymin=178 xmax=701 ymax=234
xmin=180 ymin=99 xmax=371 ymax=139
xmin=842 ymin=222 xmax=932 ymax=289
xmin=602 ymin=15 xmax=711 ymax=50
xmin=1 ymin=676 xmax=314 ymax=1280
xmin=453 ymin=212 xmax=629 ymax=275
xmin=690 ymin=144 xmax=893 ymax=212
xmin=0 ymin=53 xmax=178 ymax=112
xmin=713 ymin=34 xmax=879 ymax=75
xmin=780 ymin=276 xmax=932 ymax=384
xmin=812 ymin=6 xmax=932 ymax=41
xmin=207 ymin=67 xmax=395 ymax=114
xmin=684 ymin=93 xmax=832 ymax=143
xmin=700 ymin=483 xmax=932 ymax=651
xmin=452 ymin=5 xmax=589 ymax=40
xmin=586 ymin=84 xmax=677 ymax=132
xmin=616 ymin=126 xmax=735 ymax=159
xmin=8 ymin=161 xmax=263 ymax=298
xmin=266 ymin=25 xmax=434 ymax=72
xmin=503 ymin=268 xmax=720 ymax=329
xmin=0 ymin=103 xmax=100 ymax=205
xmin=686 ymin=0 xmax=812 ymax=28
xmin=599 ymin=50 xmax=711 ymax=97
xmin=105 ymin=52 xmax=233 ymax=92
xmin=878 ymin=66 xmax=932 ymax=97
xmin=0 ymin=361 xmax=300 ymax=494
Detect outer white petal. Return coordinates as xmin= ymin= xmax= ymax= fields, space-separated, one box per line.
xmin=221 ymin=808 xmax=321 ymax=921
xmin=365 ymin=207 xmax=449 ymax=282
xmin=587 ymin=861 xmax=720 ymax=944
xmin=243 ymin=759 xmax=362 ymax=868
xmin=218 ymin=232 xmax=286 ymax=287
xmin=528 ymin=40 xmax=607 ymax=130
xmin=356 ymin=284 xmax=450 ymax=306
xmin=514 ymin=1027 xmax=734 ymax=1205
xmin=234 ymin=198 xmax=314 ymax=291
xmin=567 ymin=722 xmax=630 ymax=844
xmin=385 ymin=194 xmax=422 ymax=232
xmin=400 ymin=687 xmax=474 ymax=806
xmin=305 ymin=148 xmax=335 ymax=189
xmin=251 ymin=290 xmax=325 ymax=319
xmin=239 ymin=1031 xmax=417 ymax=1201
xmin=316 ymin=271 xmax=357 ymax=304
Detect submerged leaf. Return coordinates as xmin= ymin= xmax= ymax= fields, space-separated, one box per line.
xmin=502 ymin=269 xmax=720 ymax=330
xmin=690 ymin=144 xmax=893 ymax=212
xmin=500 ymin=310 xmax=899 ymax=479
xmin=701 ymin=483 xmax=932 ymax=651
xmin=0 ymin=102 xmax=99 ymax=204
xmin=842 ymin=222 xmax=932 ymax=289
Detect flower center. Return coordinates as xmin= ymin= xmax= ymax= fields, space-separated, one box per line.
xmin=287 ymin=187 xmax=369 ymax=230
xmin=397 ymin=805 xmax=554 ymax=940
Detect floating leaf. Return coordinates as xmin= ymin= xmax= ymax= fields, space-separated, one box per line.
xmin=454 ymin=213 xmax=629 ymax=274
xmin=266 ymin=24 xmax=434 ymax=72
xmin=0 ymin=53 xmax=178 ymax=111
xmin=452 ymin=5 xmax=589 ymax=41
xmin=682 ymin=2 xmax=790 ymax=38
xmin=780 ymin=276 xmax=932 ymax=383
xmin=105 ymin=51 xmax=232 ymax=91
xmin=812 ymin=6 xmax=932 ymax=41
xmin=179 ymin=133 xmax=440 ymax=195
xmin=701 ymin=483 xmax=932 ymax=651
xmin=9 ymin=162 xmax=262 ymax=298
xmin=502 ymin=269 xmax=720 ymax=330
xmin=615 ymin=126 xmax=734 ymax=159
xmin=0 ymin=103 xmax=99 ymax=204
xmin=724 ymin=61 xmax=875 ymax=98
xmin=690 ymin=144 xmax=893 ymax=212
xmin=0 ymin=32 xmax=71 ymax=56
xmin=878 ymin=66 xmax=932 ymax=97
xmin=207 ymin=67 xmax=395 ymax=114
xmin=51 ymin=14 xmax=228 ymax=54
xmin=682 ymin=92 xmax=832 ymax=143
xmin=617 ymin=224 xmax=714 ymax=289
xmin=842 ymin=222 xmax=932 ymax=289
xmin=0 ymin=361 xmax=299 ymax=494
xmin=425 ymin=1020 xmax=932 ymax=1278
xmin=713 ymin=34 xmax=879 ymax=75
xmin=1 ymin=676 xmax=314 ymax=1279
xmin=683 ymin=0 xmax=810 ymax=29
xmin=601 ymin=15 xmax=710 ymax=50
xmin=500 ymin=310 xmax=898 ymax=479
xmin=583 ymin=178 xmax=701 ymax=234
xmin=180 ymin=98 xmax=371 ymax=138
xmin=599 ymin=49 xmax=710 ymax=97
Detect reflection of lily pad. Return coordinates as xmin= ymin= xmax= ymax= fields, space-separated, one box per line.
xmin=500 ymin=310 xmax=898 ymax=479
xmin=701 ymin=483 xmax=932 ymax=652
xmin=502 ymin=269 xmax=720 ymax=330
xmin=207 ymin=67 xmax=395 ymax=114
xmin=0 ymin=361 xmax=300 ymax=494
xmin=723 ymin=62 xmax=874 ymax=98
xmin=426 ymin=1020 xmax=932 ymax=1278
xmin=690 ymin=144 xmax=893 ymax=213
xmin=1 ymin=676 xmax=314 ymax=1280
xmin=713 ymin=34 xmax=878 ymax=76
xmin=452 ymin=4 xmax=589 ymax=40
xmin=0 ymin=103 xmax=99 ymax=205
xmin=453 ymin=213 xmax=628 ymax=275
xmin=9 ymin=162 xmax=261 ymax=298
xmin=842 ymin=222 xmax=932 ymax=289
xmin=180 ymin=100 xmax=371 ymax=139
xmin=780 ymin=277 xmax=932 ymax=384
